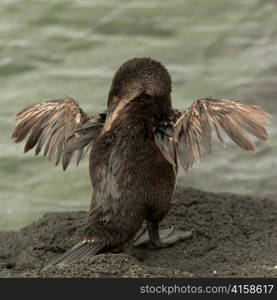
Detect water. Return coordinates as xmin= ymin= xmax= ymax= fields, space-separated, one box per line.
xmin=0 ymin=0 xmax=276 ymax=230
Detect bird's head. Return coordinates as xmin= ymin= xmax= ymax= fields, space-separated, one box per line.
xmin=104 ymin=57 xmax=172 ymax=131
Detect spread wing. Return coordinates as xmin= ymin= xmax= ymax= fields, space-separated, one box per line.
xmin=154 ymin=98 xmax=270 ymax=173
xmin=12 ymin=97 xmax=106 ymax=170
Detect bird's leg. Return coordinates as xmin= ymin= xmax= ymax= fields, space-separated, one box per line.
xmin=132 ymin=221 xmax=148 ymax=242
xmin=133 ymin=221 xmax=192 ymax=248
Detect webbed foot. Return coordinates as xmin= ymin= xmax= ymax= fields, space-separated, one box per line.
xmin=133 ymin=222 xmax=192 ymax=248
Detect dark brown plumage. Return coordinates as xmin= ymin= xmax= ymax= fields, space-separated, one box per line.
xmin=12 ymin=57 xmax=270 ymax=269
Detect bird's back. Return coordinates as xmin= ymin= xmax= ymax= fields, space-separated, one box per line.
xmin=85 ymin=95 xmax=176 ymax=248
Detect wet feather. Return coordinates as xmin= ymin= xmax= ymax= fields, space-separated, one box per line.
xmin=173 ymin=98 xmax=270 ymax=172
xmin=12 ymin=97 xmax=106 ymax=169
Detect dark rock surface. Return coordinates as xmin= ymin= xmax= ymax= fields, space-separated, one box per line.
xmin=0 ymin=187 xmax=276 ymax=278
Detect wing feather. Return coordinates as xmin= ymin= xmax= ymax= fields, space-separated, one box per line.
xmin=153 ymin=126 xmax=177 ymax=167
xmin=174 ymin=97 xmax=270 ymax=172
xmin=12 ymin=97 xmax=106 ymax=170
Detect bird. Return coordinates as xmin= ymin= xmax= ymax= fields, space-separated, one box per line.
xmin=12 ymin=57 xmax=270 ymax=269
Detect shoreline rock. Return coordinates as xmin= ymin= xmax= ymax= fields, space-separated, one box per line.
xmin=0 ymin=187 xmax=276 ymax=278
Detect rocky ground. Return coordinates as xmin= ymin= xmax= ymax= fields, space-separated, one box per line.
xmin=0 ymin=187 xmax=276 ymax=278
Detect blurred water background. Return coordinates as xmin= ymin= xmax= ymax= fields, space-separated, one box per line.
xmin=0 ymin=0 xmax=277 ymax=230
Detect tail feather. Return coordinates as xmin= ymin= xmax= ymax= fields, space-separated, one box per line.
xmin=42 ymin=240 xmax=104 ymax=271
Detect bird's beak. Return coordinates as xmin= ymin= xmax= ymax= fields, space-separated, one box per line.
xmin=103 ymin=99 xmax=129 ymax=132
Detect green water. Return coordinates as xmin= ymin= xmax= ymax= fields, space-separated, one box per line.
xmin=0 ymin=0 xmax=276 ymax=230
